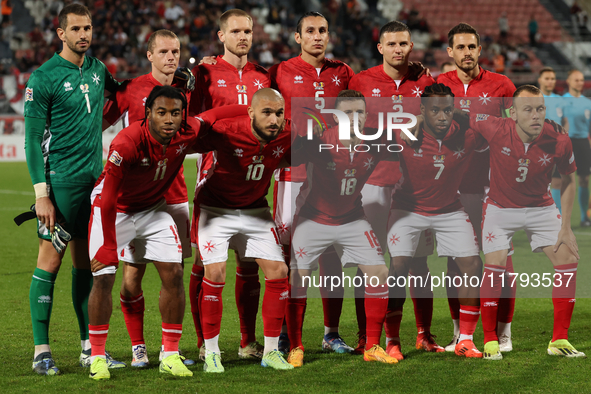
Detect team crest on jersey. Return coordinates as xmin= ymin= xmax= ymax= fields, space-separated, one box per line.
xmin=344 ymin=168 xmax=357 ymax=177
xmin=453 ymin=146 xmax=465 ymax=158
xmin=253 ymin=79 xmax=264 ymax=90
xmin=64 ymin=82 xmax=73 ymax=92
xmin=460 ymin=99 xmax=471 ymax=109
xmin=501 ymin=147 xmax=511 ymax=156
xmin=313 ymin=82 xmax=325 ymax=90
xmin=272 ymin=146 xmax=284 ymax=158
xmin=252 ymin=155 xmax=264 ymax=163
xmin=518 ymin=158 xmax=531 ymax=167
xmin=413 ymin=148 xmax=423 ymax=157
xmin=392 ymin=95 xmax=403 ymax=103
xmin=109 ymin=151 xmax=123 ymax=166
xmin=371 ymin=88 xmax=381 ymax=97
xmin=140 ymin=157 xmax=150 ymax=166
xmin=25 ymin=87 xmax=33 ymax=101
xmin=176 ymin=144 xmax=187 ymax=155
xmin=537 ymin=154 xmax=551 ymax=167
xmin=331 ymin=75 xmax=341 ymax=86
xmin=236 ymin=84 xmax=247 ymax=93
xmin=217 ymin=79 xmax=226 ymax=87
xmin=433 ymin=154 xmax=445 ymax=163
xmin=234 ymin=148 xmax=244 ymax=157
xmin=476 ymin=114 xmax=489 ymax=122
xmin=479 ymin=92 xmax=491 ymax=105
xmin=80 ymin=84 xmax=89 ymax=94
xmin=412 ymin=86 xmax=423 ymax=97
xmin=294 ymin=75 xmax=303 ymax=83
xmin=326 ymin=162 xmax=336 ymax=170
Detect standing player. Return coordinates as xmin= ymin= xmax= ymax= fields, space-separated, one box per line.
xmin=23 ymin=4 xmax=123 ymax=375
xmin=538 ymin=67 xmax=569 ymax=211
xmin=287 ymin=90 xmax=399 ymax=367
xmin=269 ymin=11 xmax=355 ymax=353
xmin=467 ymin=85 xmax=584 ymax=360
xmin=387 ymin=84 xmax=485 ymax=359
xmin=195 ymin=88 xmax=293 ymax=372
xmin=561 ymin=70 xmax=591 ymax=227
xmin=437 ymin=22 xmax=516 ymax=352
xmin=86 ymin=86 xmax=244 ymax=380
xmin=188 ymin=9 xmax=271 ymax=360
xmin=103 ymin=29 xmax=195 ymax=368
xmin=349 ymin=21 xmax=439 ymax=359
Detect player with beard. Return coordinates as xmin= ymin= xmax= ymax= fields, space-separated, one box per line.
xmin=195 ymin=88 xmax=294 ymax=372
xmin=188 ymin=9 xmax=271 ymax=361
xmin=437 ymin=23 xmax=516 ymax=353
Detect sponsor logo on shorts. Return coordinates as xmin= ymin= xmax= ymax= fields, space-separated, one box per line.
xmin=277 ymin=222 xmax=289 ymax=235
xmin=476 ymin=114 xmax=489 ymax=122
xmin=38 ymin=295 xmax=52 ymax=303
xmin=25 ymin=87 xmax=33 ymax=101
xmin=202 ymin=241 xmax=216 ymax=253
xmin=485 ymin=232 xmax=496 ymax=243
xmin=109 ymin=151 xmax=123 ymax=166
xmin=389 ymin=234 xmax=400 ymax=245
xmin=295 ymin=247 xmax=307 ymax=258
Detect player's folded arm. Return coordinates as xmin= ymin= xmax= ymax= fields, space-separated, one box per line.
xmin=102 ymin=65 xmax=122 ymax=98
xmin=93 ymin=169 xmax=123 ymax=267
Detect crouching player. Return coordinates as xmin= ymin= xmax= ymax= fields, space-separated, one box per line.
xmin=387 ymin=83 xmax=485 ymax=358
xmin=86 ymin=85 xmax=243 ymax=380
xmin=466 ymin=85 xmax=584 ymax=360
xmin=193 ymin=88 xmax=293 ymax=372
xmin=288 ymin=90 xmax=399 ymax=367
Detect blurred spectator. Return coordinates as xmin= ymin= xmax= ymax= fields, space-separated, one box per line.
xmin=498 ymin=12 xmax=509 ymax=44
xmin=1 ymin=0 xmax=12 ymax=24
xmin=440 ymin=62 xmax=455 ymax=74
xmin=528 ymin=15 xmax=538 ymax=47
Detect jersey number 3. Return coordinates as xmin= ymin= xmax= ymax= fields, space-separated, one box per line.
xmin=516 ymin=166 xmax=528 ymax=182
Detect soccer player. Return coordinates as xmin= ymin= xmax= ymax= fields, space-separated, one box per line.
xmin=195 ymin=88 xmax=293 ymax=372
xmin=188 ymin=9 xmax=271 ymax=360
xmin=387 ymin=83 xmax=485 ymax=359
xmin=467 ymin=85 xmax=584 ymax=360
xmin=269 ymin=11 xmax=355 ymax=354
xmin=103 ymin=29 xmax=195 ymax=368
xmin=23 ymin=3 xmax=123 ymax=375
xmin=287 ymin=89 xmax=399 ymax=367
xmin=349 ymin=20 xmax=439 ymax=359
xmin=561 ymin=70 xmax=591 ymax=227
xmin=538 ymin=67 xmax=569 ymax=211
xmin=437 ymin=22 xmax=516 ymax=352
xmin=86 ymin=85 xmax=244 ymax=380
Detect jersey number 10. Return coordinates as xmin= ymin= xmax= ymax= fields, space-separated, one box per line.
xmin=246 ymin=163 xmax=264 ymax=181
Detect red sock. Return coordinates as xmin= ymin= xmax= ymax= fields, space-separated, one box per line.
xmin=286 ymin=285 xmax=307 ymax=350
xmin=480 ymin=264 xmax=505 ymax=343
xmin=497 ymin=255 xmax=516 ymax=324
xmin=319 ymin=250 xmax=344 ymax=329
xmin=409 ymin=271 xmax=433 ymax=334
xmin=552 ymin=263 xmax=578 ymax=341
xmin=262 ymin=277 xmax=288 ymax=338
xmin=120 ymin=293 xmax=145 ymax=346
xmin=446 ymin=257 xmax=461 ymax=320
xmin=354 ymin=269 xmax=366 ymax=335
xmin=365 ymin=284 xmax=388 ymax=348
xmin=236 ymin=266 xmax=260 ymax=347
xmin=89 ymin=324 xmax=109 ymax=357
xmin=199 ymin=279 xmax=224 ymax=340
xmin=189 ymin=265 xmax=204 ymax=347
xmin=384 ymin=303 xmax=403 ymax=340
xmin=162 ymin=323 xmax=182 ymax=353
xmin=459 ymin=304 xmax=480 ymax=338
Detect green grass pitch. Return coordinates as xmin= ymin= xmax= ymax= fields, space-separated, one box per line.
xmin=1 ymin=159 xmax=590 ymax=393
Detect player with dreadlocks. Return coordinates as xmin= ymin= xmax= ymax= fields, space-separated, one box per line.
xmin=386 ymin=83 xmax=486 ymax=359
xmin=85 ymin=85 xmax=245 ymax=380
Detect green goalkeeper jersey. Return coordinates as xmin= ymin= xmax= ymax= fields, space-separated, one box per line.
xmin=24 ymin=52 xmax=119 ymax=186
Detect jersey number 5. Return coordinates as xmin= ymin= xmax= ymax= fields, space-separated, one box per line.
xmin=246 ymin=163 xmax=264 ymax=181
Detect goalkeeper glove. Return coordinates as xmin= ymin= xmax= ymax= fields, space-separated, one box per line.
xmin=173 ymin=67 xmax=195 ymax=92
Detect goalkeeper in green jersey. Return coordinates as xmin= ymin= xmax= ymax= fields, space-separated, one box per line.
xmin=23 ymin=3 xmax=123 ymax=375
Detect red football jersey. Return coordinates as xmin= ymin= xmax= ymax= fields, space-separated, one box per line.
xmin=194 ymin=115 xmax=292 ymax=209
xmin=93 ymin=116 xmax=203 ymax=213
xmin=294 ymin=128 xmax=390 ymax=225
xmin=103 ymin=73 xmax=192 ymax=205
xmin=269 ymin=55 xmax=354 ymax=182
xmin=437 ymin=68 xmax=516 ymax=194
xmin=392 ymin=122 xmax=482 ymax=215
xmin=469 ymin=115 xmax=576 ymax=208
xmin=349 ymin=65 xmax=435 ymax=187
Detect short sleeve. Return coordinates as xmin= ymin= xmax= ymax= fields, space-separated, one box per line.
xmin=469 ymin=114 xmax=505 ymax=141
xmin=23 ymin=71 xmax=51 ymax=120
xmin=556 ymin=138 xmax=577 ymax=175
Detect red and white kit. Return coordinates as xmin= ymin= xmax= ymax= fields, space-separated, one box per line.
xmin=469 ymin=115 xmax=576 ymax=254
xmin=103 ymin=74 xmax=192 ymax=259
xmin=290 ymin=128 xmax=390 ymax=270
xmin=349 ymin=66 xmax=435 ymax=254
xmin=269 ymin=56 xmax=354 ymax=244
xmin=387 ymin=122 xmax=482 ymax=258
xmin=193 ymin=115 xmax=292 ymax=264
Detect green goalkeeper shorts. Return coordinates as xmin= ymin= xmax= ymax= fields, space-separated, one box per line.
xmin=37 ymin=184 xmax=93 ymax=241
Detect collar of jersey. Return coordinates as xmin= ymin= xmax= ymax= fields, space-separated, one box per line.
xmin=54 ymin=52 xmax=89 ymax=69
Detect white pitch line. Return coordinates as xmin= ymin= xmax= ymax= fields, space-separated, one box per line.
xmin=0 ymin=189 xmax=34 ymax=196
xmin=573 ymin=231 xmax=591 ymax=237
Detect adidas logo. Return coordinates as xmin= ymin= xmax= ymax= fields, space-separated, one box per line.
xmin=203 ymin=295 xmax=219 ymax=302
xmin=279 ymin=290 xmax=289 ymax=300
xmin=38 ymin=295 xmax=52 ymax=303
xmin=294 ymin=75 xmax=303 ymax=83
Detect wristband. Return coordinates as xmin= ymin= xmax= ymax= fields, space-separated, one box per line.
xmin=34 ymin=183 xmax=49 ymax=199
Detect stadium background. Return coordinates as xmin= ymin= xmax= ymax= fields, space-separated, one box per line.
xmin=1 ymin=0 xmax=590 ymax=392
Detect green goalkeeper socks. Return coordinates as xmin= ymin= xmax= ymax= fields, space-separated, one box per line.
xmin=72 ymin=267 xmax=93 ymax=341
xmin=30 ymin=268 xmax=57 ymax=345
